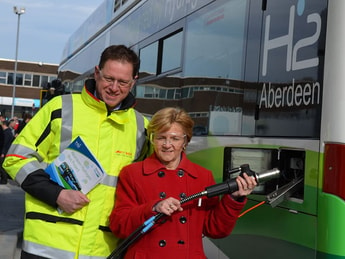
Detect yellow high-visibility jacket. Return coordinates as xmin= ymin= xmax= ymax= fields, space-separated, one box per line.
xmin=4 ymin=79 xmax=150 ymax=259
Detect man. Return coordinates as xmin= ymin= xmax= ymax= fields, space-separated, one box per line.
xmin=0 ymin=116 xmax=13 ymax=184
xmin=7 ymin=118 xmax=17 ymax=137
xmin=4 ymin=45 xmax=150 ymax=259
xmin=9 ymin=116 xmax=19 ymax=136
xmin=43 ymin=78 xmax=65 ymax=102
xmin=16 ymin=112 xmax=33 ymax=135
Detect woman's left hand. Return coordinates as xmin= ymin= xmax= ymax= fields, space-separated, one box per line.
xmin=231 ymin=173 xmax=257 ymax=198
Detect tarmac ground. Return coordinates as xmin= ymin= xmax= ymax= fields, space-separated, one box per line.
xmin=0 ymin=179 xmax=229 ymax=259
xmin=0 ymin=179 xmax=24 ymax=259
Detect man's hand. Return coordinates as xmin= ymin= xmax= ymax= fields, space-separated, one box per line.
xmin=57 ymin=189 xmax=90 ymax=214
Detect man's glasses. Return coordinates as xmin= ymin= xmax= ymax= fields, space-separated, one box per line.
xmin=152 ymin=133 xmax=186 ymax=146
xmin=99 ymin=70 xmax=133 ymax=89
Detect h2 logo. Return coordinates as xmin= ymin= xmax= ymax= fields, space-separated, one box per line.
xmin=262 ymin=0 xmax=321 ymax=76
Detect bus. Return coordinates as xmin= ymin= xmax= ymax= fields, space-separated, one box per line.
xmin=57 ymin=0 xmax=344 ymax=258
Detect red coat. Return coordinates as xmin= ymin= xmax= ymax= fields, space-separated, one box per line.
xmin=109 ymin=152 xmax=246 ymax=259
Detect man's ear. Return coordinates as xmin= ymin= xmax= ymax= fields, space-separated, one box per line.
xmin=94 ymin=66 xmax=100 ymax=78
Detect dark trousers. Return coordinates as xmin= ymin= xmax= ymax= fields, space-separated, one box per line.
xmin=0 ymin=157 xmax=8 ymax=184
xmin=21 ymin=250 xmax=50 ymax=259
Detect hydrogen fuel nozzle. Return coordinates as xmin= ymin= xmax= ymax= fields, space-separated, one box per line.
xmin=205 ymin=164 xmax=280 ymax=198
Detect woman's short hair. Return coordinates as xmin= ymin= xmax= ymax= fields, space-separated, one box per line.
xmin=148 ymin=107 xmax=194 ymax=143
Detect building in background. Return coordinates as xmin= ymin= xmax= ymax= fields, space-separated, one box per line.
xmin=0 ymin=59 xmax=58 ymax=119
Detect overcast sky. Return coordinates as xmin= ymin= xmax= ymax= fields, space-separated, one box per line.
xmin=0 ymin=0 xmax=104 ymax=65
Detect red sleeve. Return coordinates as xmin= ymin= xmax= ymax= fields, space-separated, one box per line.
xmin=202 ymin=170 xmax=247 ymax=239
xmin=109 ymin=164 xmax=159 ymax=239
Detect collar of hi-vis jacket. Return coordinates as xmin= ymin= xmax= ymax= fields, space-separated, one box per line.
xmin=82 ymin=79 xmax=137 ymax=124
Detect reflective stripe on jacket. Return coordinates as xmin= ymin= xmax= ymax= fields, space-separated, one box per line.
xmin=4 ymin=80 xmax=150 ymax=258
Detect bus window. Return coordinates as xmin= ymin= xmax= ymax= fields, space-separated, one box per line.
xmin=139 ymin=29 xmax=183 ymax=78
xmin=161 ymin=30 xmax=183 ymax=74
xmin=139 ymin=42 xmax=158 ymax=78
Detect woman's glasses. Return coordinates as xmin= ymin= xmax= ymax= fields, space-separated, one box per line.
xmin=152 ymin=133 xmax=186 ymax=146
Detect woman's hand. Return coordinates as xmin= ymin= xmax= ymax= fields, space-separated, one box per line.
xmin=153 ymin=197 xmax=183 ymax=216
xmin=231 ymin=173 xmax=257 ymax=198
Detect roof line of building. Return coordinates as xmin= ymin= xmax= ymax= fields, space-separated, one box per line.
xmin=0 ymin=58 xmax=58 ymax=66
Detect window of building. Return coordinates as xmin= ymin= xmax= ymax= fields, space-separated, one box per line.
xmin=159 ymin=89 xmax=166 ymax=99
xmin=6 ymin=72 xmax=23 ymax=86
xmin=49 ymin=76 xmax=57 ymax=82
xmin=143 ymin=86 xmax=158 ymax=98
xmin=136 ymin=84 xmax=242 ymax=100
xmin=32 ymin=75 xmax=40 ymax=87
xmin=40 ymin=75 xmax=49 ymax=87
xmin=7 ymin=73 xmax=13 ymax=85
xmin=0 ymin=71 xmax=6 ymax=84
xmin=24 ymin=73 xmax=32 ymax=86
xmin=136 ymin=85 xmax=145 ymax=98
xmin=181 ymin=87 xmax=190 ymax=99
xmin=16 ymin=73 xmax=23 ymax=85
xmin=0 ymin=68 xmax=57 ymax=88
xmin=167 ymin=89 xmax=175 ymax=99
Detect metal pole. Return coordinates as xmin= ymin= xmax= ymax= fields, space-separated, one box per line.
xmin=11 ymin=7 xmax=25 ymax=118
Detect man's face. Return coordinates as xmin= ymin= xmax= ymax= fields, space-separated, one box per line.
xmin=94 ymin=60 xmax=135 ymax=110
xmin=9 ymin=121 xmax=16 ymax=128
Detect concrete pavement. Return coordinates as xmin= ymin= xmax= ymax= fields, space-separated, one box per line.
xmin=0 ymin=180 xmax=24 ymax=259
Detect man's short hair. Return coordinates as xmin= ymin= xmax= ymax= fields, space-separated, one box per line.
xmin=98 ymin=45 xmax=140 ymax=78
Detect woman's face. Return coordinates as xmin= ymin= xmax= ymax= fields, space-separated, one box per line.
xmin=152 ymin=123 xmax=186 ymax=170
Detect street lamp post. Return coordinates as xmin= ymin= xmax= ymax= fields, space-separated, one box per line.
xmin=11 ymin=6 xmax=25 ymax=118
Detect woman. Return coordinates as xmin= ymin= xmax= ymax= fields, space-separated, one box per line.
xmin=109 ymin=107 xmax=257 ymax=258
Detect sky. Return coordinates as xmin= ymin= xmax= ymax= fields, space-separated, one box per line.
xmin=0 ymin=0 xmax=104 ymax=65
